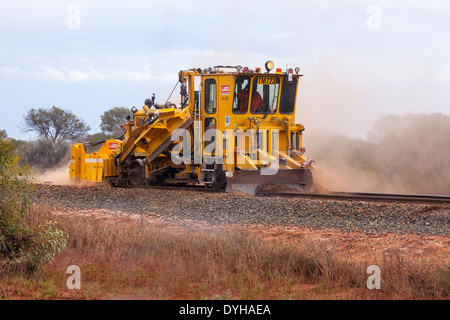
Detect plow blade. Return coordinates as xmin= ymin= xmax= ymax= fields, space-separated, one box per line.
xmin=225 ymin=168 xmax=313 ymax=195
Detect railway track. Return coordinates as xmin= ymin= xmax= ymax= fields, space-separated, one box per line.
xmin=269 ymin=191 xmax=450 ymax=204
xmin=121 ymin=184 xmax=450 ymax=204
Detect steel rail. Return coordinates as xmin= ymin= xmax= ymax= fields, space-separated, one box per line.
xmin=121 ymin=184 xmax=226 ymax=193
xmin=271 ymin=191 xmax=450 ymax=204
xmin=122 ymin=184 xmax=450 ymax=203
xmin=49 ymin=181 xmax=449 ymax=204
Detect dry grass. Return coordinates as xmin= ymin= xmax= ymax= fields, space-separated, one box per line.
xmin=0 ymin=205 xmax=448 ymax=300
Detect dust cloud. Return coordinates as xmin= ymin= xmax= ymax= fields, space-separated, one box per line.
xmin=36 ymin=163 xmax=73 ymax=185
xmin=36 ymin=163 xmax=111 ymax=188
xmin=301 ymin=111 xmax=450 ymax=195
xmin=295 ymin=56 xmax=450 ymax=196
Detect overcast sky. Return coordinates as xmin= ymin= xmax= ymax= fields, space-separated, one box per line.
xmin=1 ymin=0 xmax=449 ymax=140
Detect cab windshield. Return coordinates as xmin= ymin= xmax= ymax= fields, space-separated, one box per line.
xmin=250 ymin=76 xmax=280 ymax=114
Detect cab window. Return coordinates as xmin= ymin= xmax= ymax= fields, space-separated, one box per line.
xmin=204 ymin=79 xmax=216 ymax=114
xmin=232 ymin=76 xmax=251 ymax=114
xmin=250 ymin=76 xmax=280 ymax=114
xmin=279 ymin=77 xmax=297 ymax=114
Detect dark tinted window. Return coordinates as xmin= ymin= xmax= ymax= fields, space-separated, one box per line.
xmin=279 ymin=77 xmax=297 ymax=114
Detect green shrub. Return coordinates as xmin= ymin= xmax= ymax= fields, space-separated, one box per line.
xmin=0 ymin=136 xmax=67 ymax=273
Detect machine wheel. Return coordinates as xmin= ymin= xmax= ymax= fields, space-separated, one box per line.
xmin=128 ymin=159 xmax=145 ymax=186
xmin=211 ymin=165 xmax=226 ymax=190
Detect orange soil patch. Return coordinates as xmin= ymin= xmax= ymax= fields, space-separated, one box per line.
xmin=245 ymin=224 xmax=449 ymax=265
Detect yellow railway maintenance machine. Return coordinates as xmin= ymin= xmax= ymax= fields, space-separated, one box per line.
xmin=70 ymin=61 xmax=315 ymax=194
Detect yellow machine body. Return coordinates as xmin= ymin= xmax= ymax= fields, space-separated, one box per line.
xmin=69 ymin=140 xmax=122 ymax=183
xmin=70 ymin=62 xmax=315 ymax=193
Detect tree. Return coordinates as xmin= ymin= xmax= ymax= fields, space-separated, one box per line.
xmin=0 ymin=130 xmax=25 ymax=153
xmin=86 ymin=132 xmax=110 ymax=143
xmin=99 ymin=107 xmax=131 ymax=137
xmin=0 ymin=129 xmax=7 ymax=140
xmin=22 ymin=106 xmax=90 ymax=142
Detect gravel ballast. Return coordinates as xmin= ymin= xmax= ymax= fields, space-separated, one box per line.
xmin=32 ymin=184 xmax=449 ymax=236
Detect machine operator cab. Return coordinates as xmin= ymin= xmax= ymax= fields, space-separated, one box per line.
xmin=233 ymin=62 xmax=299 ymax=115
xmin=194 ymin=61 xmax=304 ymax=158
xmin=197 ymin=62 xmax=301 ymax=129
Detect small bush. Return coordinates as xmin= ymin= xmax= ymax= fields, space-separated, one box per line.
xmin=18 ymin=138 xmax=71 ymax=172
xmin=0 ymin=137 xmax=67 ymax=273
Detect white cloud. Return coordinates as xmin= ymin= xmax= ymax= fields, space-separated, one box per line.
xmin=0 ymin=66 xmax=65 ymax=81
xmin=66 ymin=68 xmax=156 ymax=82
xmin=0 ymin=65 xmax=172 ymax=83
